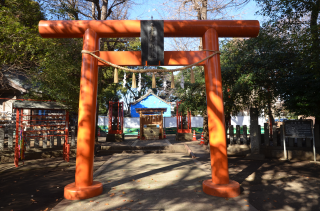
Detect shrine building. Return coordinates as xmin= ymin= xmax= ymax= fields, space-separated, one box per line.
xmin=130 ymin=90 xmax=171 ymax=117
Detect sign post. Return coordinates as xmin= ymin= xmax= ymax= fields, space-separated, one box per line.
xmin=283 ymin=120 xmax=316 ymax=161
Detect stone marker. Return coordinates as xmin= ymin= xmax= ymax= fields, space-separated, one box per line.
xmin=264 ymin=123 xmax=269 ymax=146
xmin=8 ymin=125 xmax=13 ymax=150
xmin=236 ymin=125 xmax=240 ymax=144
xmin=0 ymin=127 xmax=4 ymax=150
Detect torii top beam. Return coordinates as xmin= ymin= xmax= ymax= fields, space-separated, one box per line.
xmin=39 ymin=20 xmax=259 ymax=38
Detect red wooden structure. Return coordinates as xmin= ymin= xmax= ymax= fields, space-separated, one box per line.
xmin=108 ymin=101 xmax=123 ymax=135
xmin=13 ymin=101 xmax=69 ymax=167
xmin=176 ymin=101 xmax=191 ymax=133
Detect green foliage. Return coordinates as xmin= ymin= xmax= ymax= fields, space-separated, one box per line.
xmin=27 ymin=38 xmax=83 ymax=111
xmin=254 ymin=0 xmax=320 ymax=118
xmin=173 ymin=67 xmax=207 ymax=116
xmin=0 ymin=0 xmax=45 ymax=72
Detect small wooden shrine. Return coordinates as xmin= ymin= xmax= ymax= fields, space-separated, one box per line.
xmin=176 ymin=101 xmax=193 ymax=141
xmin=135 ymin=108 xmax=167 ymax=140
xmin=106 ymin=101 xmax=124 ymax=142
xmin=12 ymin=100 xmax=69 ymax=167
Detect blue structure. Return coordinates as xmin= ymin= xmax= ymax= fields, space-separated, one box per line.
xmin=130 ymin=90 xmax=171 ymax=117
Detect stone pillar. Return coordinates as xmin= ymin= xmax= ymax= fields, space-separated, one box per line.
xmin=250 ymin=108 xmax=260 ymax=154
xmin=297 ymin=138 xmax=303 ymax=147
xmin=57 ymin=135 xmax=61 ymax=147
xmin=229 ymin=125 xmax=234 ymax=145
xmin=258 ymin=125 xmax=261 ymax=146
xmin=314 ymin=124 xmax=320 ymax=147
xmin=264 ymin=123 xmax=269 ymax=146
xmin=71 ymin=126 xmax=76 ymax=147
xmin=34 ymin=138 xmax=39 ymax=148
xmin=306 ymin=138 xmax=312 ymax=147
xmin=50 ymin=135 xmax=54 ymax=148
xmin=280 ymin=125 xmax=284 ymax=147
xmin=243 ymin=125 xmax=247 ymax=145
xmin=0 ymin=126 xmax=4 ymax=151
xmin=8 ymin=125 xmax=13 ymax=150
xmin=288 ymin=138 xmax=294 ymax=147
xmin=272 ymin=125 xmax=277 ymax=145
xmin=236 ymin=125 xmax=240 ymax=144
xmin=43 ymin=130 xmax=47 ymax=149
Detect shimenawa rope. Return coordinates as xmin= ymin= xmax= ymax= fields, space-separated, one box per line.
xmin=81 ymin=49 xmax=220 ymax=73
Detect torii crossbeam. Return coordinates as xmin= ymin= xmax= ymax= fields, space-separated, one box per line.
xmin=39 ymin=20 xmax=259 ymax=200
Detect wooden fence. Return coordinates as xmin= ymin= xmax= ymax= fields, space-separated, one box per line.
xmin=0 ymin=125 xmax=77 ymax=151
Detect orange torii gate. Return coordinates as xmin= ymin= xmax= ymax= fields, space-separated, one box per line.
xmin=39 ymin=20 xmax=259 ymax=200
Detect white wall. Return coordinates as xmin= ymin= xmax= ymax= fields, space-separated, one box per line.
xmin=124 ymin=117 xmax=140 ymax=128
xmin=231 ymin=116 xmax=266 ymax=126
xmin=98 ymin=115 xmax=266 ymax=127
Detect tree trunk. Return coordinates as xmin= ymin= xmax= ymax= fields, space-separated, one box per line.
xmin=310 ymin=0 xmax=320 ymax=71
xmin=203 ymin=110 xmax=209 ymax=145
xmin=101 ymin=0 xmax=108 ymax=20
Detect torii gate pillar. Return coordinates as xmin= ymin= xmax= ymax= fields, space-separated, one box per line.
xmin=39 ymin=20 xmax=260 ymax=200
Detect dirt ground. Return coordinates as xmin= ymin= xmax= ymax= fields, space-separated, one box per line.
xmin=0 ymin=156 xmax=111 ymax=211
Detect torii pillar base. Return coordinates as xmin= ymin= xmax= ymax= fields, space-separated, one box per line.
xmin=64 ymin=181 xmax=103 ymax=200
xmin=203 ymin=179 xmax=240 ymax=198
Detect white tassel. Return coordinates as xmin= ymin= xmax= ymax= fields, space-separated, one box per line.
xmin=180 ymin=73 xmax=184 ymax=89
xmin=123 ymin=72 xmax=126 ymax=88
xmin=163 ymin=79 xmax=167 ymax=91
xmin=137 ymin=73 xmax=141 ymax=92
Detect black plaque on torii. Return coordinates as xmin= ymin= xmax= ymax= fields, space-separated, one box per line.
xmin=141 ymin=20 xmax=164 ymax=66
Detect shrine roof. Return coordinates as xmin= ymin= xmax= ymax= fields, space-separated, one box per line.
xmin=131 ymin=89 xmax=170 ymax=105
xmin=135 ymin=108 xmax=167 ymax=114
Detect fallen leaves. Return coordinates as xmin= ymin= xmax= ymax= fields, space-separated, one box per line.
xmin=90 ymin=200 xmax=94 ymax=202
xmin=105 ymin=203 xmax=109 ymax=205
xmin=110 ymin=193 xmax=115 ymax=197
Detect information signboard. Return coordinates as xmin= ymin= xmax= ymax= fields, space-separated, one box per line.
xmin=282 ymin=119 xmax=316 ymax=161
xmin=284 ymin=120 xmax=313 ymax=138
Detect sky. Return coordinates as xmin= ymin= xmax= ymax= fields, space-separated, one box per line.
xmin=126 ymin=0 xmax=265 ymax=70
xmin=129 ymin=0 xmax=264 ymax=21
